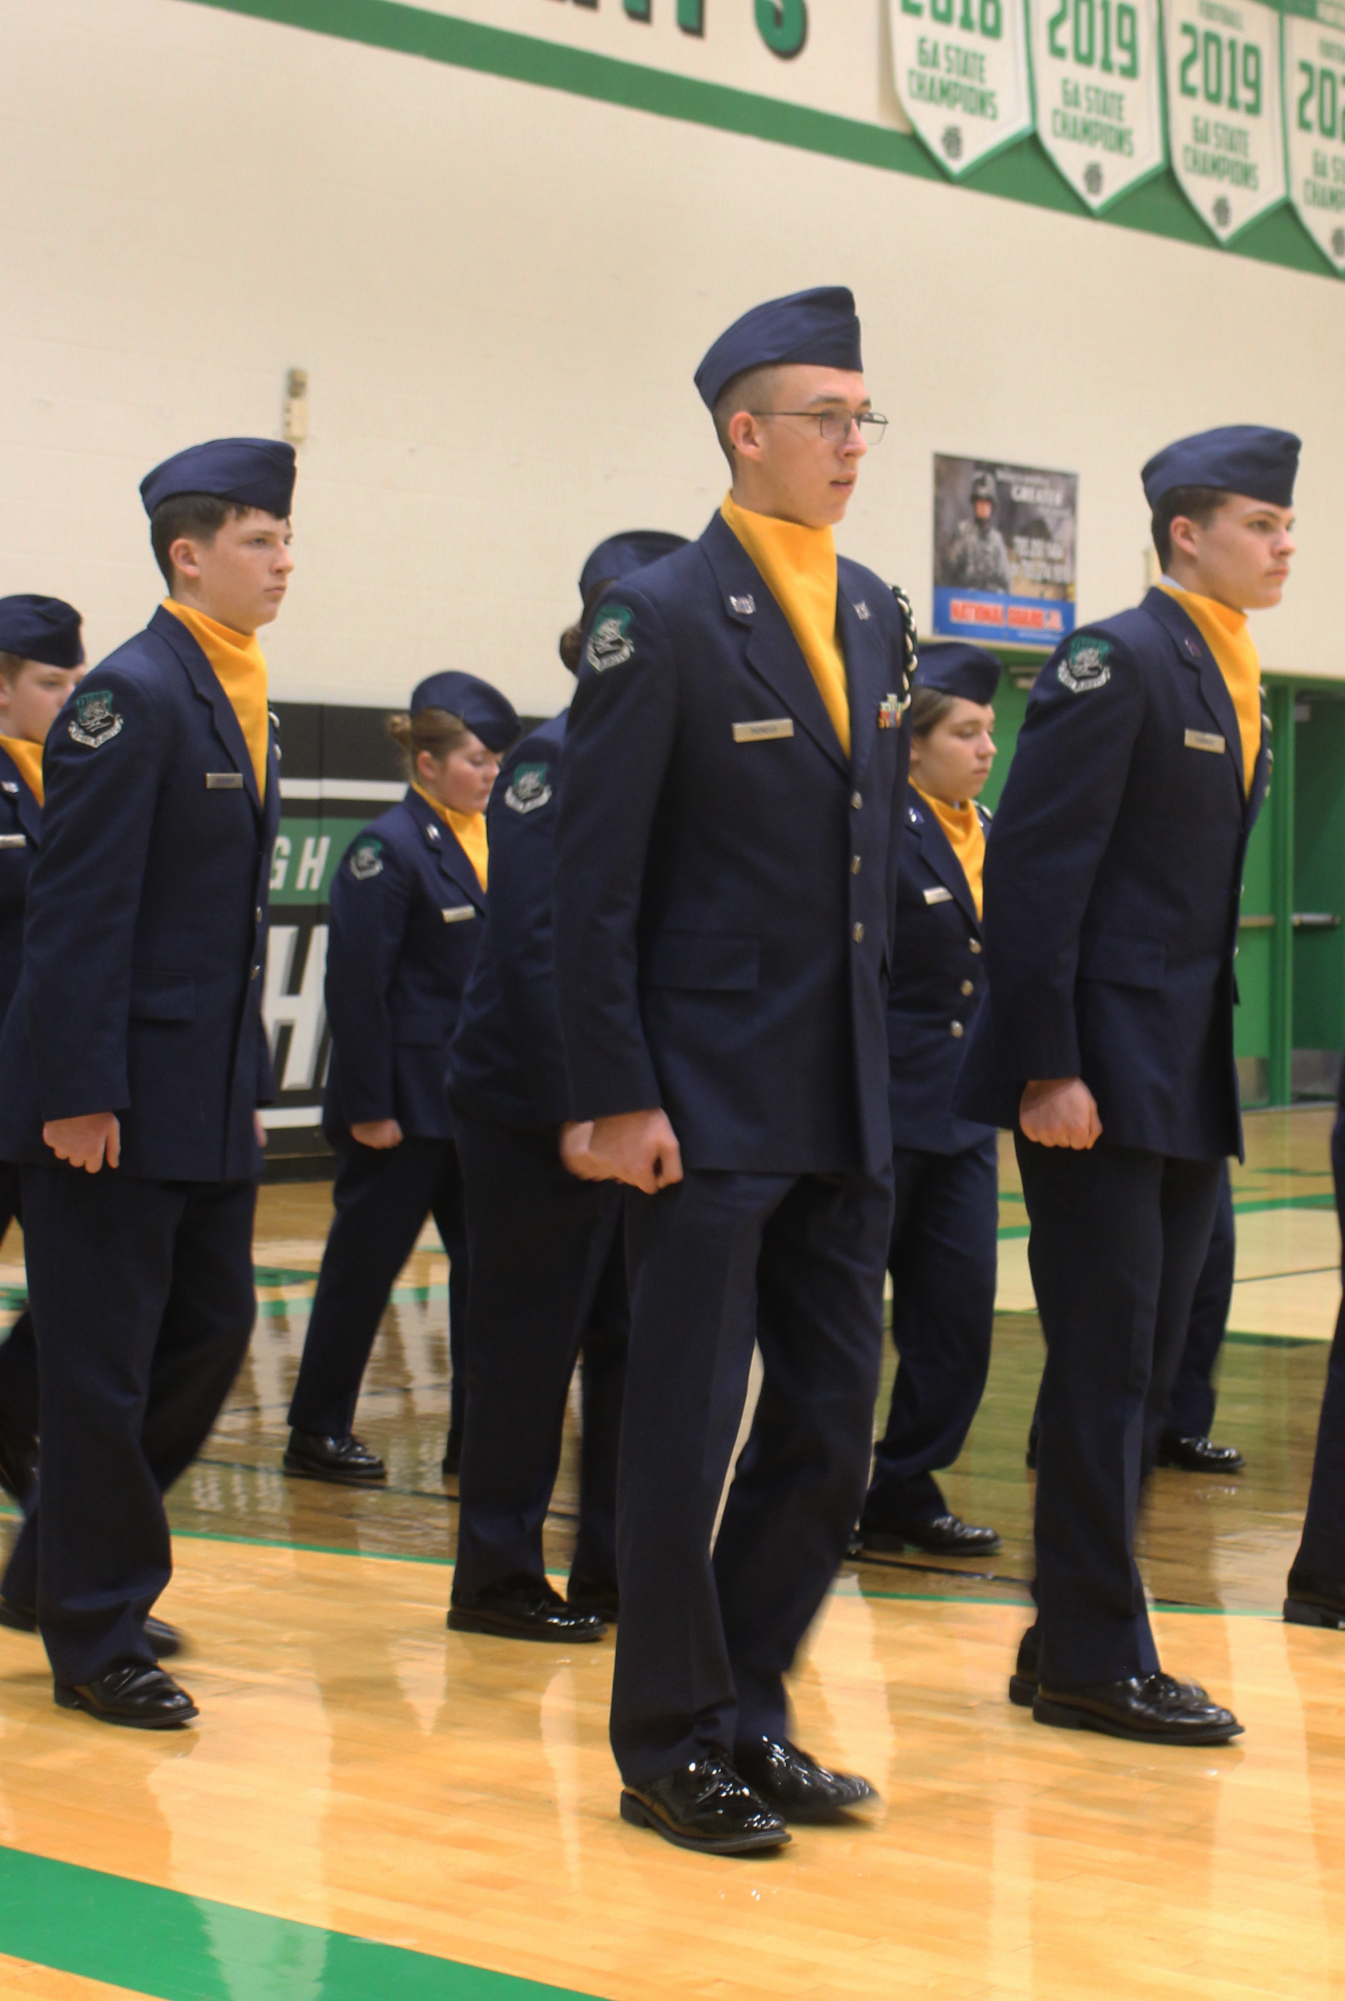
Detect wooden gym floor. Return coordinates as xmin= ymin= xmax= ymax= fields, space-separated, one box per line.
xmin=0 ymin=1107 xmax=1340 ymax=1999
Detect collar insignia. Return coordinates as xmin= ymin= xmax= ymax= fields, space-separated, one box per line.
xmin=729 ymin=595 xmax=756 ymax=616
xmin=854 ymin=601 xmax=872 ymax=621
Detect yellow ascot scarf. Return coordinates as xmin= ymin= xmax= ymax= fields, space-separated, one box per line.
xmin=914 ymin=785 xmax=985 ymax=919
xmin=413 ymin=785 xmax=488 ymax=890
xmin=721 ymin=492 xmax=851 ymax=757
xmin=1158 ymin=583 xmax=1261 ymax=792
xmin=0 ymin=736 xmax=44 ymax=807
xmin=162 ymin=600 xmax=270 ymax=798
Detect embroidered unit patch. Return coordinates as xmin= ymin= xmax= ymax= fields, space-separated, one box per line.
xmin=1057 ymin=636 xmax=1113 ymax=694
xmin=68 ymin=688 xmax=123 ymax=748
xmin=504 ymin=762 xmax=554 ymax=814
xmin=349 ymin=838 xmax=385 ymax=881
xmin=586 ymin=606 xmax=636 ymax=673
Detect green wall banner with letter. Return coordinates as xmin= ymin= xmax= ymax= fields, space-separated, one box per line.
xmin=1029 ymin=0 xmax=1167 ymax=209
xmin=888 ymin=0 xmax=1036 ymax=175
xmin=1163 ymin=0 xmax=1288 ymax=240
xmin=1283 ymin=0 xmax=1345 ymax=270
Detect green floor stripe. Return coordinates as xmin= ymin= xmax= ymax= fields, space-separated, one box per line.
xmin=0 ymin=1846 xmax=596 ymax=2001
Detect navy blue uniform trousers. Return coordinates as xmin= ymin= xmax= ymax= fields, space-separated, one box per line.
xmin=0 ymin=1164 xmax=39 ymax=1471
xmin=3 ymin=1167 xmax=256 ymax=1686
xmin=1163 ymin=1161 xmax=1235 ymax=1440
xmin=864 ymin=1136 xmax=998 ymax=1527
xmin=1017 ymin=1136 xmax=1222 ymax=1688
xmin=611 ymin=1165 xmax=891 ymax=1786
xmin=288 ymin=1136 xmax=468 ymax=1448
xmin=1293 ymin=1105 xmax=1345 ymax=1577
xmin=451 ymin=1110 xmax=626 ymax=1602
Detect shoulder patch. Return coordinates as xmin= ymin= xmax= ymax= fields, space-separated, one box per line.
xmin=504 ymin=761 xmax=553 ymax=815
xmin=1057 ymin=635 xmax=1113 ymax=695
xmin=68 ymin=688 xmax=123 ymax=749
xmin=349 ymin=837 xmax=385 ymax=881
xmin=586 ymin=605 xmax=636 ymax=674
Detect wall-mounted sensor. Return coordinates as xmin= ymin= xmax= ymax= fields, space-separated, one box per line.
xmin=283 ymin=368 xmax=310 ymax=445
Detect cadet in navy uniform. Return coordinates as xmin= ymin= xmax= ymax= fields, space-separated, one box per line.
xmin=0 ymin=598 xmax=85 ymax=1507
xmin=284 ymin=673 xmax=518 ymax=1486
xmin=0 ymin=437 xmax=294 ymax=1727
xmin=1285 ymin=1061 xmax=1345 ymax=1627
xmin=554 ymin=289 xmax=914 ymax=1854
xmin=856 ymin=642 xmax=1002 ymax=1559
xmin=956 ymin=425 xmax=1296 ymax=1745
xmin=448 ymin=532 xmax=686 ymax=1642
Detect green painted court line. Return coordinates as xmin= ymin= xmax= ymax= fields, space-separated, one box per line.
xmin=179 ymin=0 xmax=1338 ymax=281
xmin=0 ymin=1845 xmax=596 ymax=2001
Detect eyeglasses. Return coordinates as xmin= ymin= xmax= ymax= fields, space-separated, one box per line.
xmin=751 ymin=409 xmax=889 ymax=446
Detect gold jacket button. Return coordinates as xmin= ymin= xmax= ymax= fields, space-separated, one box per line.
xmin=969 ymin=939 xmax=982 ymax=955
xmin=851 ymin=791 xmax=862 ymax=810
xmin=851 ymin=855 xmax=862 ymax=874
xmin=960 ymin=979 xmax=974 ymax=996
xmin=950 ymin=1020 xmax=964 ymax=1038
xmin=852 ymin=923 xmax=865 ymax=943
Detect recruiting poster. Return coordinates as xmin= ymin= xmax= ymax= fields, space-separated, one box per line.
xmin=932 ymin=456 xmax=1077 ymax=646
xmin=888 ymin=0 xmax=1035 ymax=176
xmin=1028 ymin=0 xmax=1166 ymax=209
xmin=1283 ymin=0 xmax=1345 ymax=272
xmin=1163 ymin=0 xmax=1286 ymax=241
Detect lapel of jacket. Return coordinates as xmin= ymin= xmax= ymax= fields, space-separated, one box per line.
xmin=402 ymin=788 xmax=487 ymax=914
xmin=263 ymin=711 xmax=282 ymax=852
xmin=701 ymin=515 xmax=848 ymax=777
xmin=0 ymin=746 xmax=42 ymax=846
xmin=908 ymin=789 xmax=981 ymax=932
xmin=835 ymin=579 xmax=878 ymax=787
xmin=1246 ymin=689 xmax=1272 ymax=825
xmin=1142 ymin=587 xmax=1248 ymax=808
xmin=150 ymin=605 xmax=264 ymax=819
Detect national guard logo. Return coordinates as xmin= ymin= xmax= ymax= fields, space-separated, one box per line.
xmin=68 ymin=688 xmax=123 ymax=749
xmin=504 ymin=762 xmax=553 ymax=815
xmin=1057 ymin=636 xmax=1112 ymax=695
xmin=349 ymin=837 xmax=384 ymax=881
xmin=586 ymin=605 xmax=636 ymax=673
xmin=877 ymin=694 xmax=901 ymax=731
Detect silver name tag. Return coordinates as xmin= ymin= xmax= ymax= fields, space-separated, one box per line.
xmin=732 ymin=719 xmax=794 ymax=744
xmin=923 ymin=886 xmax=953 ymax=905
xmin=0 ymin=835 xmax=26 ymax=850
xmin=1184 ymin=729 xmax=1225 ymax=754
xmin=206 ymin=772 xmax=245 ymax=789
xmin=442 ymin=906 xmax=476 ymax=924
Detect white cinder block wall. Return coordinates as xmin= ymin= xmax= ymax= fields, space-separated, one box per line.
xmin=1 ymin=0 xmax=1341 ymax=719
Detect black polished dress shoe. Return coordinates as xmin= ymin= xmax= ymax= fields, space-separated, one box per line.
xmin=620 ymin=1755 xmax=790 ymax=1854
xmin=1033 ymin=1672 xmax=1241 ymax=1743
xmin=55 ymin=1663 xmax=198 ymax=1729
xmin=1157 ymin=1431 xmax=1245 ymax=1474
xmin=0 ymin=1601 xmax=183 ymax=1658
xmin=1284 ymin=1565 xmax=1345 ymax=1628
xmin=567 ymin=1572 xmax=619 ymax=1621
xmin=734 ymin=1736 xmax=877 ymax=1824
xmin=1009 ymin=1625 xmax=1040 ymax=1708
xmin=859 ymin=1514 xmax=1001 ymax=1558
xmin=283 ymin=1430 xmax=387 ymax=1485
xmin=448 ymin=1575 xmax=608 ymax=1643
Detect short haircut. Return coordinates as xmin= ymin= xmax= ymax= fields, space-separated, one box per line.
xmin=910 ymin=686 xmax=958 ymax=738
xmin=386 ymin=706 xmax=470 ymax=781
xmin=1150 ymin=485 xmax=1229 ymax=569
xmin=712 ymin=363 xmax=784 ymax=469
xmin=149 ymin=493 xmax=253 ymax=588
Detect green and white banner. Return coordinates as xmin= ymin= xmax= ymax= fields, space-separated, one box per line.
xmin=1163 ymin=0 xmax=1287 ymax=239
xmin=1283 ymin=0 xmax=1345 ymax=269
xmin=1028 ymin=0 xmax=1166 ymax=207
xmin=888 ymin=0 xmax=1036 ymax=175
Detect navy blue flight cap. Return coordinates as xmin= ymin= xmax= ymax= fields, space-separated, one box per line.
xmin=410 ymin=673 xmax=520 ymax=752
xmin=0 ymin=595 xmax=84 ymax=669
xmin=1141 ymin=426 xmax=1300 ymax=510
xmin=694 ymin=287 xmax=863 ymax=410
xmin=139 ymin=438 xmax=297 ymax=519
xmin=914 ymin=641 xmax=1001 ymax=707
xmin=579 ymin=531 xmax=688 ymax=603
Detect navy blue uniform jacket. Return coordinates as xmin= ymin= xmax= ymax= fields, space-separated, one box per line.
xmin=323 ymin=788 xmax=486 ymax=1140
xmin=0 ymin=749 xmax=41 ymax=1029
xmin=888 ymin=789 xmax=994 ymax=1155
xmin=449 ymin=712 xmax=570 ymax=1132
xmin=553 ymin=513 xmax=913 ymax=1177
xmin=0 ymin=607 xmax=280 ymax=1181
xmin=954 ymin=588 xmax=1270 ymax=1162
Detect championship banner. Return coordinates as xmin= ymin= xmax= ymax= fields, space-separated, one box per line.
xmin=888 ymin=0 xmax=1035 ymax=175
xmin=1028 ymin=0 xmax=1166 ymax=208
xmin=932 ymin=455 xmax=1077 ymax=647
xmin=1163 ymin=0 xmax=1287 ymax=241
xmin=1283 ymin=0 xmax=1345 ymax=272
